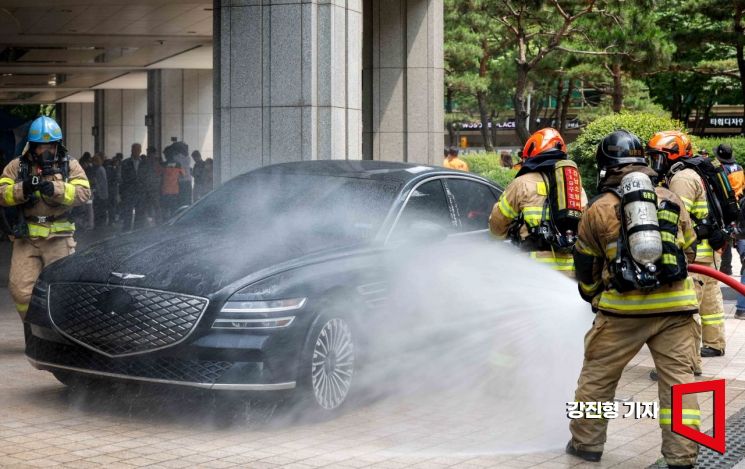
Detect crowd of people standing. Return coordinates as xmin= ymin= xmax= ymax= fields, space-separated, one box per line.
xmin=73 ymin=142 xmax=213 ymax=232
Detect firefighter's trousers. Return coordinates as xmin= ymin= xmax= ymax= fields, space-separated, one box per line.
xmin=692 ymin=260 xmax=726 ymax=353
xmin=569 ymin=313 xmax=699 ymax=467
xmin=9 ymin=237 xmax=76 ymax=319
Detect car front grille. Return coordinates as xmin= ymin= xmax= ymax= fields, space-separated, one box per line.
xmin=27 ymin=335 xmax=232 ymax=384
xmin=48 ymin=283 xmax=209 ymax=357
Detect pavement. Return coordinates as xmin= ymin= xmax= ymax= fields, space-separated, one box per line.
xmin=2 ymin=237 xmax=745 ymax=467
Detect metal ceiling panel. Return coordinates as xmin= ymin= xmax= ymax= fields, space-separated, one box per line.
xmin=0 ymin=1 xmax=212 ymax=103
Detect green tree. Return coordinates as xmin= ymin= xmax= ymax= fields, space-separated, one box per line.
xmin=445 ymin=0 xmax=512 ymax=151
xmin=494 ymin=0 xmax=597 ymax=143
xmin=567 ymin=0 xmax=674 ymax=112
xmin=646 ymin=0 xmax=744 ymax=132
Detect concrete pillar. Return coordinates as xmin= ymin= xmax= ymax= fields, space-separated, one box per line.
xmin=149 ymin=69 xmax=213 ymax=162
xmin=363 ymin=0 xmax=444 ymax=164
xmin=94 ymin=90 xmax=104 ymax=154
xmin=103 ymin=90 xmax=123 ymax=156
xmin=61 ymin=102 xmax=94 ymax=159
xmin=184 ymin=69 xmax=214 ymax=161
xmin=214 ymin=0 xmax=363 ymax=184
xmin=146 ymin=70 xmax=162 ymax=156
xmin=95 ymin=89 xmax=147 ymax=157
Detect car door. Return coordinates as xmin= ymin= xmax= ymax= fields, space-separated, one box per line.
xmin=444 ymin=177 xmax=500 ymax=239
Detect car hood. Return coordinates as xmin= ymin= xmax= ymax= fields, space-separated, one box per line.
xmin=43 ymin=226 xmax=369 ymax=297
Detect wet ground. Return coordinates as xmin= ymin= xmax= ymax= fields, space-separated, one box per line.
xmin=2 ymin=293 xmax=745 ymax=468
xmin=3 ymin=234 xmax=745 ymax=467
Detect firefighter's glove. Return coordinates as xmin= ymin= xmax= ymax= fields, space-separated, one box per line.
xmin=694 ymin=223 xmax=712 ymax=240
xmin=21 ymin=177 xmax=38 ymax=197
xmin=709 ymin=229 xmax=727 ymax=251
xmin=38 ymin=180 xmax=55 ymax=197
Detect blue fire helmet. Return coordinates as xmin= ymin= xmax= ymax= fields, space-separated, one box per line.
xmin=28 ymin=116 xmax=63 ymax=143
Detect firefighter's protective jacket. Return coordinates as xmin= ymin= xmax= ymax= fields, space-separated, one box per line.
xmin=668 ymin=167 xmax=712 ymax=264
xmin=574 ymin=165 xmax=698 ymax=316
xmin=0 ymin=155 xmax=90 ymax=238
xmin=489 ymin=172 xmax=587 ymax=272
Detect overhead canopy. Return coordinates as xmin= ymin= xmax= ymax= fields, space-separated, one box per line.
xmin=0 ymin=0 xmax=213 ymax=104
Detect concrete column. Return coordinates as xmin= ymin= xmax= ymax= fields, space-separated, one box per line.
xmin=61 ymin=102 xmax=94 ymax=159
xmin=161 ymin=69 xmax=184 ymax=149
xmin=151 ymin=69 xmax=213 ymax=162
xmin=94 ymin=90 xmax=105 ymax=154
xmin=97 ymin=89 xmax=147 ymax=157
xmin=363 ymin=0 xmax=444 ymax=164
xmin=214 ymin=0 xmax=362 ymax=184
xmin=146 ymin=70 xmax=162 ymax=156
xmin=184 ymin=69 xmax=214 ymax=160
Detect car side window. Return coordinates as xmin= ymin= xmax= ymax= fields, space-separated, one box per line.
xmin=446 ymin=178 xmax=499 ymax=232
xmin=392 ymin=179 xmax=454 ymax=236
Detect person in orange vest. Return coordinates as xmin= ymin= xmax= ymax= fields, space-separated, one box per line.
xmin=442 ymin=147 xmax=469 ymax=171
xmin=714 ymin=144 xmax=744 ymax=276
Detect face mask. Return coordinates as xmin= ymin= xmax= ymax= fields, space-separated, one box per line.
xmin=646 ymin=152 xmax=667 ymax=176
xmin=33 ymin=147 xmax=57 ymax=167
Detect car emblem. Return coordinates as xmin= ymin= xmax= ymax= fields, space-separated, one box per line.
xmin=110 ymin=272 xmax=146 ymax=280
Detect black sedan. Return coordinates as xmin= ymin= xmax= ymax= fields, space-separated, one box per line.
xmin=25 ymin=160 xmax=502 ymax=412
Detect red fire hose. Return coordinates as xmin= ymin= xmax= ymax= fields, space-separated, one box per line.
xmin=688 ymin=263 xmax=745 ymax=296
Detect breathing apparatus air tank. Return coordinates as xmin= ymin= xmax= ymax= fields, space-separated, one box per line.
xmin=620 ymin=172 xmax=663 ymax=269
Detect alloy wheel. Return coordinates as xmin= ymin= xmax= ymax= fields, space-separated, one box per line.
xmin=310 ymin=318 xmax=354 ymax=410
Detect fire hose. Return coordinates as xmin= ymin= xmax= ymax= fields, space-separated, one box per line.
xmin=688 ymin=263 xmax=745 ymax=296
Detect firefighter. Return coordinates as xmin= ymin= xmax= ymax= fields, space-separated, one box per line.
xmin=713 ymin=144 xmax=743 ymax=275
xmin=442 ymin=146 xmax=469 ymax=171
xmin=568 ymin=130 xmax=699 ymax=469
xmin=0 ymin=116 xmax=90 ymax=319
xmin=647 ymin=131 xmax=726 ymax=360
xmin=489 ymin=127 xmax=586 ymax=274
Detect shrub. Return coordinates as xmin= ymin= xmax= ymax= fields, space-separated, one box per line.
xmin=568 ymin=112 xmax=686 ymax=196
xmin=481 ymin=166 xmax=518 ymax=188
xmin=462 ymin=153 xmax=517 ymax=188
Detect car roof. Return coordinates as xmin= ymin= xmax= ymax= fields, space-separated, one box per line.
xmin=246 ymin=160 xmax=494 ymax=186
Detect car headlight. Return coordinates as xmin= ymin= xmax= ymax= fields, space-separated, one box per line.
xmin=212 ymin=317 xmax=296 ymax=330
xmin=220 ymin=298 xmax=306 ymax=313
xmin=212 ymin=298 xmax=306 ymax=330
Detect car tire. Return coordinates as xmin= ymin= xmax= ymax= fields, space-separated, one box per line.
xmin=296 ymin=314 xmax=356 ymax=414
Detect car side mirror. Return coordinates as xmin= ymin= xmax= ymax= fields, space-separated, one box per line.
xmin=405 ymin=220 xmax=449 ymax=243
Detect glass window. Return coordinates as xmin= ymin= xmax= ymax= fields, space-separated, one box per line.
xmin=392 ymin=179 xmax=454 ymax=236
xmin=446 ymin=178 xmax=499 ymax=232
xmin=174 ymin=172 xmax=401 ymax=250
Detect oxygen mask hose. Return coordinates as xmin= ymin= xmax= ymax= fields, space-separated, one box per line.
xmin=688 ymin=263 xmax=745 ymax=296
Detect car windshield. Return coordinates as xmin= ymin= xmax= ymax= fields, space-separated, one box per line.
xmin=174 ymin=172 xmax=401 ymax=246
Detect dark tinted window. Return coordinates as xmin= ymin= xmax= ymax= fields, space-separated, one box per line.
xmin=392 ymin=179 xmax=454 ymax=235
xmin=447 ymin=178 xmax=498 ymax=232
xmin=174 ymin=172 xmax=401 ymax=246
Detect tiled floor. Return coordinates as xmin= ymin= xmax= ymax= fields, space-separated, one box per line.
xmin=2 ymin=282 xmax=745 ymax=468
